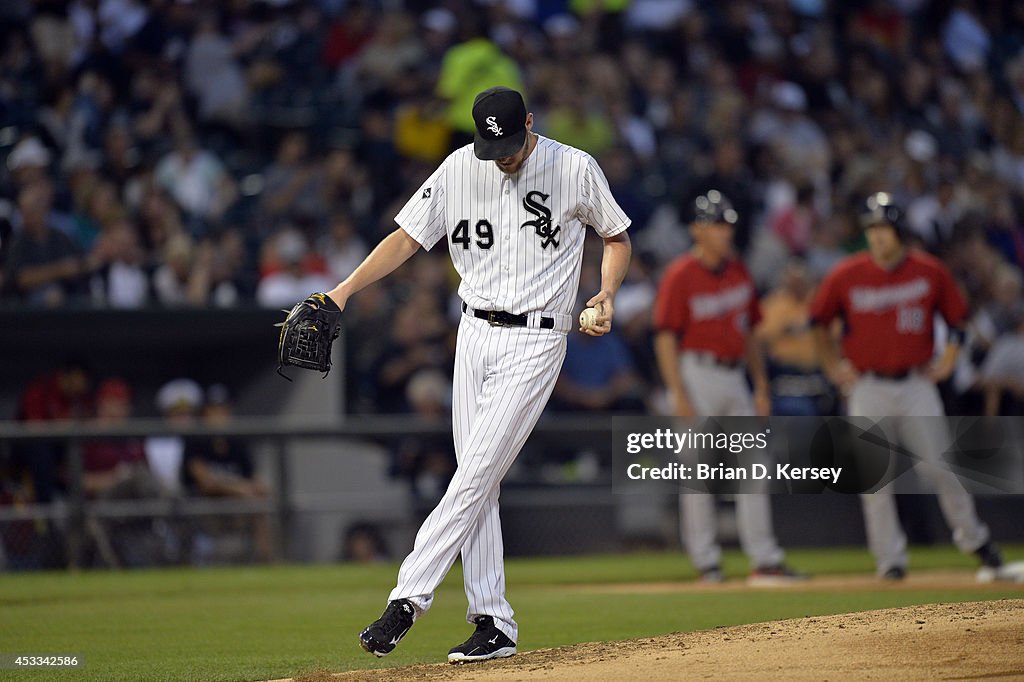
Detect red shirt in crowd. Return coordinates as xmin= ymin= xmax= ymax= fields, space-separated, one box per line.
xmin=82 ymin=441 xmax=146 ymax=474
xmin=809 ymin=250 xmax=967 ymax=373
xmin=17 ymin=374 xmax=92 ymax=421
xmin=654 ymin=254 xmax=761 ymax=362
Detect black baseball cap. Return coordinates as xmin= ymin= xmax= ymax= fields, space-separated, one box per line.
xmin=472 ymin=87 xmax=528 ymax=160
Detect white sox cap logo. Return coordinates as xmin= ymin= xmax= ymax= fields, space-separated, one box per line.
xmin=486 ymin=116 xmax=503 ymax=136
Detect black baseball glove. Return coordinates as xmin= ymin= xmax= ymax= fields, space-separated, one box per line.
xmin=275 ymin=292 xmax=342 ymax=380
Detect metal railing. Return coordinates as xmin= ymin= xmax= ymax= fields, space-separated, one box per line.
xmin=0 ymin=416 xmax=614 ymax=569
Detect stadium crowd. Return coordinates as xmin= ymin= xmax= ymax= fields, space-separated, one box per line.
xmin=4 ymin=0 xmax=1024 ymax=573
xmin=1 ymin=0 xmax=1024 ymax=422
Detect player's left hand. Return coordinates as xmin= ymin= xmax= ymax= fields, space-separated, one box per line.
xmin=924 ymin=355 xmax=957 ymax=383
xmin=583 ymin=291 xmax=614 ymax=336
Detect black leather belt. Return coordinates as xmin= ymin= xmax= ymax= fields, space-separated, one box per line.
xmin=463 ymin=302 xmax=554 ymax=329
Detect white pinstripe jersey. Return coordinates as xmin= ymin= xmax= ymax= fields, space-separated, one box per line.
xmin=395 ymin=136 xmax=631 ymax=316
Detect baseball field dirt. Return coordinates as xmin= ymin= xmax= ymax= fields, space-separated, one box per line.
xmin=290 ymin=598 xmax=1024 ymax=682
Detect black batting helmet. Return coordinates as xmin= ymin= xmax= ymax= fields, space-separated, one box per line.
xmin=692 ymin=190 xmax=739 ymax=226
xmin=860 ymin=192 xmax=906 ymax=236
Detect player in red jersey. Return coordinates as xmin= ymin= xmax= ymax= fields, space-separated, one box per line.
xmin=811 ymin=192 xmax=1009 ymax=581
xmin=655 ymin=190 xmax=805 ymax=585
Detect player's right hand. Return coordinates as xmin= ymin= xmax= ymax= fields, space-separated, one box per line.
xmin=827 ymin=359 xmax=860 ymax=395
xmin=583 ymin=291 xmax=614 ymax=336
xmin=671 ymin=389 xmax=696 ymax=417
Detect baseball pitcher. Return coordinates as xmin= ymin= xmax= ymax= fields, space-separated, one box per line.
xmin=312 ymin=87 xmax=630 ymax=662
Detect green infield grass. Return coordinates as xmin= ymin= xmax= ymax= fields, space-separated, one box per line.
xmin=0 ymin=545 xmax=1021 ymax=682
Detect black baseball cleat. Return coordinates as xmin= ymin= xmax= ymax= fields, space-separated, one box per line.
xmin=358 ymin=599 xmax=415 ymax=657
xmin=699 ymin=565 xmax=725 ymax=583
xmin=975 ymin=541 xmax=1012 ymax=583
xmin=975 ymin=541 xmax=1003 ymax=569
xmin=747 ymin=563 xmax=809 ymax=586
xmin=882 ymin=566 xmax=907 ymax=581
xmin=447 ymin=615 xmax=517 ymax=664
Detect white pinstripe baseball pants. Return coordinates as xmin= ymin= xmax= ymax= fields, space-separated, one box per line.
xmin=389 ymin=313 xmax=567 ymax=642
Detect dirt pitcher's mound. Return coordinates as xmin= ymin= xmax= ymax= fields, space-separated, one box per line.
xmin=306 ymin=600 xmax=1024 ymax=682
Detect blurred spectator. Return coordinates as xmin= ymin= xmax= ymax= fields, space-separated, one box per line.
xmin=68 ymin=173 xmax=119 ymax=251
xmin=129 ymin=70 xmax=187 ymax=150
xmin=322 ymin=1 xmax=374 ymax=72
xmin=95 ymin=0 xmax=149 ymax=53
xmin=340 ymin=521 xmax=390 ymax=563
xmin=354 ymin=10 xmax=424 ymax=93
xmin=17 ymin=358 xmax=93 ymax=424
xmin=610 ymin=252 xmax=658 ymax=383
xmin=182 ymin=384 xmax=272 ymax=563
xmin=6 ymin=136 xmax=53 ymax=191
xmin=67 ymin=70 xmax=117 ymax=158
xmin=4 ymin=180 xmax=104 ymax=306
xmin=28 ymin=2 xmax=76 ymax=80
xmin=319 ymin=210 xmax=368 ymax=283
xmin=749 ymin=81 xmax=830 ymax=182
xmin=206 ymin=228 xmax=249 ymax=306
xmin=152 ymin=233 xmax=211 ymax=306
xmin=985 ymin=195 xmax=1024 ymax=268
xmin=83 ymin=378 xmax=158 ymax=499
xmin=436 ymin=33 xmax=523 ymax=147
xmin=81 ymin=377 xmax=164 ymax=567
xmin=0 ymin=452 xmax=64 ymax=570
xmin=16 ymin=358 xmax=94 ymax=505
xmin=978 ymin=314 xmax=1024 ymax=415
xmin=545 ymin=82 xmax=615 ymax=156
xmin=755 ymin=261 xmax=833 ymax=416
xmin=391 ymin=369 xmax=456 ymax=512
xmin=315 ymin=147 xmax=375 ymax=235
xmin=770 ymin=182 xmax=818 ymax=257
xmin=154 ymin=124 xmax=237 ymax=231
xmin=599 ymin=146 xmax=651 ymax=232
xmin=373 ymin=296 xmax=450 ymax=412
xmin=89 ymin=217 xmax=149 ymax=307
xmin=685 ymin=137 xmax=757 ymax=255
xmin=256 ymin=229 xmax=333 ymax=308
xmin=942 ymin=1 xmax=991 ymax=73
xmin=805 ymin=212 xmax=856 ymax=279
xmin=260 ymin=130 xmax=321 ymax=223
xmin=393 ymin=88 xmax=453 ymax=165
xmin=343 ymin=284 xmax=396 ymax=413
xmin=356 ymin=103 xmax=404 ymax=215
xmin=552 ymin=330 xmax=644 ymax=412
xmin=145 ymin=377 xmax=202 ymax=496
xmin=137 ymin=188 xmax=185 ymax=254
xmin=100 ymin=123 xmax=141 ymax=194
xmin=418 ymin=8 xmax=458 ymax=77
xmin=184 ymin=12 xmax=249 ymax=132
xmin=971 ymin=263 xmax=1024 ymax=350
xmin=908 ymin=175 xmax=964 ymax=249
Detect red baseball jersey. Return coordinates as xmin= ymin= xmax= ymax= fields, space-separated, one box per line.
xmin=809 ymin=250 xmax=967 ymax=373
xmin=654 ymin=254 xmax=760 ymax=361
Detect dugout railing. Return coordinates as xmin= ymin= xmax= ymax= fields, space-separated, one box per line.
xmin=0 ymin=416 xmax=614 ymax=570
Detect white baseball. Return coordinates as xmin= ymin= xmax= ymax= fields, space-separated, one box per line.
xmin=579 ymin=306 xmax=600 ymax=330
